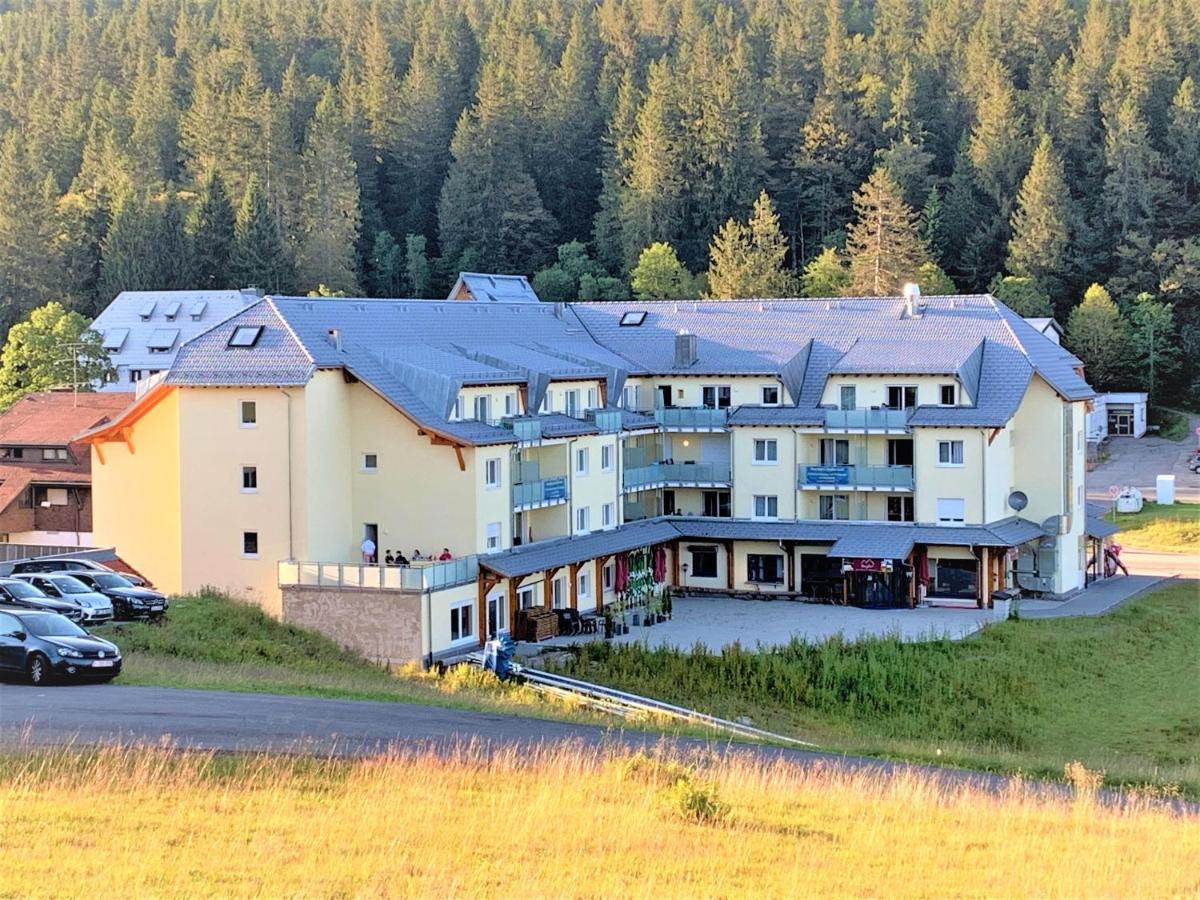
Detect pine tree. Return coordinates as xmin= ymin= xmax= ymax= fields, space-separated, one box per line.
xmin=367 ymin=231 xmax=404 ymax=297
xmin=1065 ymin=284 xmax=1129 ymax=390
xmin=295 ymin=89 xmax=362 ymax=295
xmin=404 ymin=234 xmax=433 ymax=297
xmin=0 ymin=137 xmax=61 ymax=330
xmin=988 ymin=275 xmax=1054 ymax=317
xmin=1104 ymin=96 xmax=1164 ymax=241
xmin=800 ymin=246 xmax=849 ymax=298
xmin=706 ymin=191 xmax=792 ymax=299
xmin=968 ymin=61 xmax=1030 ymax=213
xmin=630 ymin=242 xmax=693 ymax=300
xmin=98 ymin=191 xmax=160 ymax=299
xmin=1166 ymin=77 xmax=1200 ymax=220
xmin=916 ymin=261 xmax=956 ymax=295
xmin=845 ymin=168 xmax=931 ymax=297
xmin=188 ymin=169 xmax=237 ymax=289
xmin=918 ymin=186 xmax=944 ymax=262
xmin=231 ymin=175 xmax=292 ymax=293
xmin=1007 ymin=135 xmax=1071 ymax=302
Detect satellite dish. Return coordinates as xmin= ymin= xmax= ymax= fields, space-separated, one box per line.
xmin=1007 ymin=490 xmax=1028 ymax=512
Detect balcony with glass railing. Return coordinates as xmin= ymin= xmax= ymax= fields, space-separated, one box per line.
xmin=822 ymin=408 xmax=909 ymax=431
xmin=623 ymin=461 xmax=732 ymax=491
xmin=797 ymin=463 xmax=914 ymax=491
xmin=654 ymin=407 xmax=729 ymax=431
xmin=512 ymin=476 xmax=569 ymax=510
xmin=278 ymin=556 xmax=480 ymax=593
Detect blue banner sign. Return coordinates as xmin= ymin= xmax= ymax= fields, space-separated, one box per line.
xmin=543 ymin=477 xmax=567 ymax=500
xmin=805 ymin=465 xmax=851 ymax=485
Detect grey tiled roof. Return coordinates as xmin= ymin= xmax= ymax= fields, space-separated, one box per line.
xmin=150 ymin=292 xmax=1095 ymax=445
xmin=478 ymin=515 xmax=1049 ymax=578
xmin=449 ymin=272 xmax=541 ymax=303
xmin=1085 ymin=515 xmax=1119 ymax=540
xmin=90 ymin=288 xmax=264 ymax=390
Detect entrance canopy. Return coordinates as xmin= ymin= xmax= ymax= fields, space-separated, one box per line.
xmin=828 ymin=530 xmax=915 ymax=561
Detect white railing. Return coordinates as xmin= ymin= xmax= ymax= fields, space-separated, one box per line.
xmin=278 ymin=556 xmax=480 ymax=593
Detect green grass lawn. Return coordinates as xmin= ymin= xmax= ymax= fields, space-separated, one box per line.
xmin=89 ymin=591 xmax=611 ymax=724
xmin=1107 ymin=501 xmax=1200 ymax=553
xmin=551 ymin=582 xmax=1200 ymax=795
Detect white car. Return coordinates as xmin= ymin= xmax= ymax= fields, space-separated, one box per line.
xmin=11 ymin=573 xmax=114 ymax=625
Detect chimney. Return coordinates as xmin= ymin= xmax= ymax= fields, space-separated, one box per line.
xmin=327 ymin=328 xmax=343 ymax=352
xmin=674 ymin=330 xmax=698 ymax=367
xmin=553 ymin=301 xmax=565 ymax=319
xmin=902 ymin=282 xmax=923 ymax=318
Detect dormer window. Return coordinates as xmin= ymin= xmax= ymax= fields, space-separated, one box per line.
xmin=940 ymin=384 xmax=957 ymax=406
xmin=139 ymin=301 xmax=156 ymax=320
xmin=619 ymin=311 xmax=647 ymax=327
xmin=164 ymin=301 xmax=181 ymax=321
xmin=101 ymin=328 xmax=129 ymax=352
xmin=190 ymin=300 xmax=208 ymax=321
xmin=227 ymin=325 xmax=264 ymax=348
xmin=762 ymin=385 xmax=780 ymax=405
xmin=147 ymin=328 xmax=179 ymax=352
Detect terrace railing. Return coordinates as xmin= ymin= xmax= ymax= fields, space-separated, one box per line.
xmin=623 ymin=461 xmax=732 ymax=490
xmin=278 ymin=555 xmax=480 ymax=593
xmin=798 ymin=464 xmax=914 ymax=490
xmin=823 ymin=408 xmax=909 ymax=430
xmin=654 ymin=407 xmax=729 ymax=430
xmin=512 ymin=476 xmax=569 ymax=508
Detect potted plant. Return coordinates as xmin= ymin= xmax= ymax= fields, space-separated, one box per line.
xmin=663 ymin=588 xmax=673 ymax=620
xmin=603 ymin=611 xmax=615 ymax=639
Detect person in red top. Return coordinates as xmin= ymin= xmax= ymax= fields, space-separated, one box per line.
xmin=438 ymin=547 xmax=453 ymax=561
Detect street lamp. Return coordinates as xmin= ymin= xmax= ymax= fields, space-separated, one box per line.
xmin=681 ymin=562 xmax=689 ymax=594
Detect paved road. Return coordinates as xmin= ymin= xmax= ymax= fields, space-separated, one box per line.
xmin=0 ymin=682 xmax=1150 ymax=808
xmin=1088 ymin=413 xmax=1199 ymax=502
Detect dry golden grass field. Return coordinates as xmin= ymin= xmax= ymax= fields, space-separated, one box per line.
xmin=2 ymin=743 xmax=1197 ymax=898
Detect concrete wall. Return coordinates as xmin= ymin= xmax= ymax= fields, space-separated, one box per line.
xmin=281 ymin=586 xmax=423 ymax=665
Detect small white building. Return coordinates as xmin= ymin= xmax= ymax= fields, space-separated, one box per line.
xmin=1023 ymin=317 xmax=1064 ymax=345
xmin=1087 ymin=392 xmax=1148 ymax=441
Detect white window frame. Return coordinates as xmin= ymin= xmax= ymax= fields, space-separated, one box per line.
xmin=622 ymin=385 xmax=639 ymax=410
xmin=587 ymin=388 xmax=597 ymax=409
xmin=564 ymin=389 xmax=581 ymax=417
xmin=939 ymin=384 xmax=957 ymax=406
xmin=484 ymin=458 xmax=501 ymax=489
xmin=575 ymin=447 xmax=589 ymax=476
xmin=241 ymin=465 xmax=258 ymax=494
xmin=504 ymin=393 xmax=516 ymax=416
xmin=576 ymin=505 xmax=590 ymax=534
xmin=551 ymin=577 xmax=566 ymax=609
xmin=601 ymin=444 xmax=613 ymax=472
xmin=752 ymin=495 xmax=778 ymax=520
xmin=473 ymin=395 xmax=490 ymax=422
xmin=578 ymin=569 xmax=591 ymax=602
xmin=361 ymin=452 xmax=378 ymax=473
xmin=603 ymin=563 xmax=614 ymax=591
xmin=485 ymin=521 xmax=501 ymax=552
xmin=449 ymin=601 xmax=474 ymax=644
xmin=44 ymin=488 xmax=69 ymax=506
xmin=761 ymin=385 xmax=780 ymax=405
xmin=518 ymin=587 xmax=537 ymax=609
xmin=602 ymin=501 xmax=615 ymax=528
xmin=241 ymin=531 xmax=259 ymax=559
xmin=937 ymin=440 xmax=964 ymax=467
xmin=936 ymin=498 xmax=966 ymax=525
xmin=839 ymin=385 xmax=856 ymax=410
xmin=239 ymin=400 xmax=257 ymax=428
xmin=702 ymin=385 xmax=732 ymax=409
xmin=753 ymin=439 xmax=778 ymax=465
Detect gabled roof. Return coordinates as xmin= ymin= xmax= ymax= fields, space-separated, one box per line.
xmin=0 ymin=463 xmax=92 ymax=512
xmin=448 ymin=272 xmax=541 ymax=303
xmin=0 ymin=392 xmax=133 ymax=446
xmin=89 ymin=289 xmax=264 ymax=382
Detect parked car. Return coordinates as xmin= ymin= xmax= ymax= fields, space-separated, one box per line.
xmin=0 ymin=608 xmax=121 ymax=685
xmin=10 ymin=558 xmax=146 ymax=587
xmin=10 ymin=573 xmax=113 ymax=624
xmin=64 ymin=571 xmax=168 ymax=621
xmin=0 ymin=578 xmax=84 ymax=623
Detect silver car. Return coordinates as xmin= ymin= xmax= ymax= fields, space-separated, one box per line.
xmin=11 ymin=573 xmax=114 ymax=624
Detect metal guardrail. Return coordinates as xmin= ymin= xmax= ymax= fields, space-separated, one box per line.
xmin=654 ymin=407 xmax=729 ymax=430
xmin=798 ymin=464 xmax=914 ymax=489
xmin=466 ymin=653 xmax=814 ymax=747
xmin=623 ymin=462 xmax=732 ymax=490
xmin=824 ymin=408 xmax=909 ymax=430
xmin=278 ymin=556 xmax=480 ymax=592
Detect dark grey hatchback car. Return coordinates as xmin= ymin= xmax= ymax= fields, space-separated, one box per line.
xmin=0 ymin=608 xmax=122 ymax=685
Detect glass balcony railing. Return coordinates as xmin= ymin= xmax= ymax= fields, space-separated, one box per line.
xmin=512 ymin=476 xmax=569 ymax=508
xmin=798 ymin=464 xmax=914 ymax=490
xmin=823 ymin=408 xmax=909 ymax=430
xmin=590 ymin=409 xmax=624 ymax=433
xmin=508 ymin=417 xmax=543 ymax=442
xmin=278 ymin=556 xmax=480 ymax=593
xmin=623 ymin=462 xmax=732 ymax=490
xmin=654 ymin=407 xmax=729 ymax=430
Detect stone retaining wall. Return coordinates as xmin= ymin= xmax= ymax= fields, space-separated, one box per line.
xmin=280 ymin=586 xmax=423 ymax=665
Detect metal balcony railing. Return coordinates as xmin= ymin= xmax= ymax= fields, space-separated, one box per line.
xmin=278 ymin=556 xmax=480 ymax=593
xmin=654 ymin=407 xmax=729 ymax=430
xmin=623 ymin=462 xmax=732 ymax=490
xmin=798 ymin=464 xmax=914 ymax=490
xmin=512 ymin=476 xmax=569 ymax=508
xmin=823 ymin=408 xmax=909 ymax=430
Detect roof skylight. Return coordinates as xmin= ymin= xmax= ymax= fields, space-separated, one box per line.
xmin=227 ymin=325 xmax=264 ymax=348
xmin=619 ymin=311 xmax=647 ymax=327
